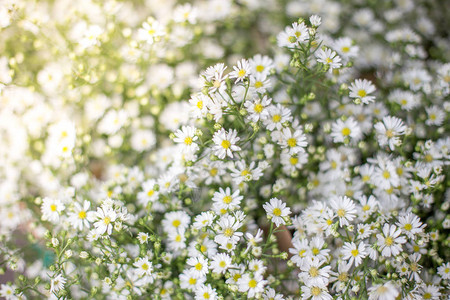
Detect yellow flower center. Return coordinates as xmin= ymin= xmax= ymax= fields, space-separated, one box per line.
xmin=338 ymin=272 xmax=348 ymax=282
xmin=223 ymin=196 xmax=232 ymax=204
xmin=311 ymin=286 xmax=321 ymax=296
xmin=337 ymin=208 xmax=346 ymax=217
xmin=221 ymin=140 xmax=231 ymax=149
xmin=189 ymin=278 xmax=197 ymax=285
xmin=383 ymin=170 xmax=391 ymax=179
xmin=210 ymin=168 xmax=218 ymax=176
xmin=224 ymin=228 xmax=234 ymax=237
xmin=241 ymin=169 xmax=250 ymax=176
xmin=287 ymin=138 xmax=297 ymax=147
xmin=195 ymin=263 xmax=202 ymax=270
xmin=256 ymin=65 xmax=265 ymax=72
xmin=147 ymin=190 xmax=154 ymax=197
xmin=341 ymin=127 xmax=351 ymax=136
xmin=254 ymin=103 xmax=263 ymax=113
xmin=272 ymin=114 xmax=281 ymax=122
xmin=141 ymin=263 xmax=149 ymax=271
xmin=290 ymin=157 xmax=299 ymax=165
xmin=309 ymin=267 xmax=319 ymax=277
xmin=184 ymin=137 xmax=193 ymax=145
xmin=172 ymin=220 xmax=181 ymax=227
xmin=404 ymin=223 xmax=412 ymax=231
xmin=326 ymin=58 xmax=333 ymax=64
xmin=219 ymin=261 xmax=226 ymax=268
xmin=50 ymin=204 xmax=57 ymax=212
xmin=357 ymin=90 xmax=367 ymax=97
xmin=273 ymin=208 xmax=282 ymax=216
xmin=254 ymin=81 xmax=263 ymax=88
xmin=342 ymin=46 xmax=350 ymax=53
xmin=248 ymin=279 xmax=257 ymax=288
xmin=103 ymin=217 xmax=111 ymax=225
xmin=385 ymin=129 xmax=394 ymax=138
xmin=312 ymin=247 xmax=320 ymax=255
xmin=351 ymin=249 xmax=359 ymax=257
xmin=78 ymin=211 xmax=87 ymax=219
xmin=197 ymin=101 xmax=203 ymax=109
xmin=385 ymin=236 xmax=394 ymax=246
xmin=362 ymin=205 xmax=370 ymax=212
xmin=238 ymin=69 xmax=246 ymax=78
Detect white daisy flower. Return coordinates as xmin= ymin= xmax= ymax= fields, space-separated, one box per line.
xmin=237 ymin=273 xmax=267 ymax=298
xmin=349 ymin=79 xmax=376 ymax=104
xmin=173 ymin=125 xmax=199 ymax=153
xmin=50 ymin=274 xmax=66 ymax=294
xmin=249 ymin=54 xmax=274 ymax=77
xmin=229 ymin=59 xmax=251 ymax=83
xmin=330 ymin=117 xmax=362 ymax=144
xmin=179 ymin=269 xmax=206 ymax=291
xmin=279 ymin=127 xmax=308 ymax=154
xmin=374 ymin=116 xmax=407 ymax=150
xmin=244 ymin=95 xmax=272 ymax=122
xmin=341 ymin=242 xmax=368 ymax=267
xmin=187 ymin=256 xmax=209 ymax=278
xmin=396 ymin=212 xmax=425 ymax=239
xmin=437 ymin=262 xmax=450 ymax=280
xmin=301 ymin=281 xmax=332 ymax=300
xmin=41 ymin=197 xmax=65 ymax=223
xmin=425 ymin=105 xmax=445 ymax=126
xmin=68 ymin=200 xmax=94 ymax=230
xmin=316 ymin=48 xmax=342 ymax=70
xmin=333 ymin=37 xmax=359 ymax=59
xmin=133 ymin=257 xmax=155 ymax=280
xmin=137 ymin=179 xmax=159 ymax=206
xmin=377 ymin=224 xmax=407 ymax=257
xmin=212 ymin=187 xmax=243 ymax=212
xmin=210 ymin=253 xmax=232 ymax=274
xmin=214 ymin=214 xmax=244 ymax=247
xmin=194 ymin=284 xmax=217 ymax=300
xmin=93 ymin=206 xmax=117 ymax=235
xmin=212 ymin=128 xmax=241 ymax=159
xmin=263 ymin=198 xmax=291 ymax=227
xmin=329 ymin=196 xmax=356 ymax=227
xmin=368 ymin=282 xmax=399 ymax=300
xmin=192 ymin=211 xmax=214 ymax=230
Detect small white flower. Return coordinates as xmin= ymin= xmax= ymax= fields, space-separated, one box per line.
xmin=349 ymin=79 xmax=376 ymax=104
xmin=374 ymin=116 xmax=406 ymax=150
xmin=210 ymin=253 xmax=233 ymax=274
xmin=93 ymin=206 xmax=117 ymax=235
xmin=229 ymin=59 xmax=251 ymax=83
xmin=173 ymin=125 xmax=199 ymax=153
xmin=310 ymin=15 xmax=322 ymax=27
xmin=41 ymin=197 xmax=65 ymax=223
xmin=377 ymin=224 xmax=407 ymax=257
xmin=368 ymin=282 xmax=399 ymax=300
xmin=133 ymin=257 xmax=155 ymax=280
xmin=212 ymin=128 xmax=241 ymax=159
xmin=237 ymin=273 xmax=267 ymax=298
xmin=263 ymin=198 xmax=291 ymax=227
xmin=316 ymin=48 xmax=342 ymax=70
xmin=331 ymin=117 xmax=362 ymax=144
xmin=342 ymin=242 xmax=368 ymax=267
xmin=329 ymin=196 xmax=357 ymax=227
